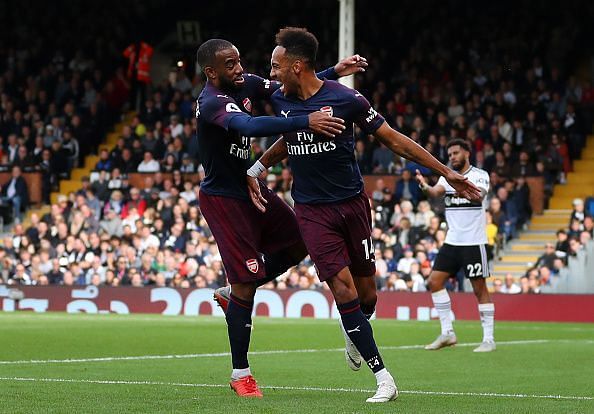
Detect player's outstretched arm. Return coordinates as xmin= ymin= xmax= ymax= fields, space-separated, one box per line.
xmin=246 ymin=138 xmax=290 ymax=213
xmin=373 ymin=122 xmax=482 ymax=201
xmin=228 ymin=111 xmax=344 ymax=138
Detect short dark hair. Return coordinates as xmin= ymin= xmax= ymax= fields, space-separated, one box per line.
xmin=196 ymin=39 xmax=234 ymax=69
xmin=275 ymin=27 xmax=318 ymax=67
xmin=446 ymin=138 xmax=471 ymax=152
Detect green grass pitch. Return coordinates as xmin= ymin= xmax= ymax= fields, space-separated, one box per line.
xmin=0 ymin=313 xmax=592 ymax=413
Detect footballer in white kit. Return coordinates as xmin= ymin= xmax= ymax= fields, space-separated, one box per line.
xmin=434 ymin=166 xmax=490 ymax=275
xmin=416 ymin=138 xmax=496 ymax=353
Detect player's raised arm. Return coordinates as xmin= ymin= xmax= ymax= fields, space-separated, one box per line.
xmin=316 ymin=54 xmax=368 ymax=79
xmin=372 ymin=122 xmax=482 ymax=202
xmin=246 ymin=137 xmax=290 ymax=212
xmin=332 ymin=54 xmax=368 ymax=77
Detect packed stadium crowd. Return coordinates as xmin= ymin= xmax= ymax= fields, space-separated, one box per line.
xmin=0 ymin=2 xmax=159 ymax=216
xmin=0 ymin=1 xmax=593 ymax=294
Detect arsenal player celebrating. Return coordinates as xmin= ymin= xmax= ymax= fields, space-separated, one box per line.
xmin=248 ymin=27 xmax=481 ymax=403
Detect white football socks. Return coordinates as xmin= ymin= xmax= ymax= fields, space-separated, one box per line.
xmin=231 ymin=367 xmax=251 ymax=380
xmin=432 ymin=289 xmax=454 ymax=335
xmin=478 ymin=303 xmax=495 ymax=343
xmin=374 ymin=368 xmax=393 ymax=385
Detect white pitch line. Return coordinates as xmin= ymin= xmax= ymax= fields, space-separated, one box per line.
xmin=1 ymin=339 xmax=592 ymax=366
xmin=0 ymin=349 xmax=329 ymax=365
xmin=0 ymin=376 xmax=591 ymax=401
xmin=381 ymin=338 xmax=557 ymax=350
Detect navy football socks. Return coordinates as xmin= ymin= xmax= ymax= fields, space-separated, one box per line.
xmin=226 ymin=293 xmax=254 ymax=369
xmin=360 ymin=302 xmax=376 ymax=320
xmin=338 ymin=298 xmax=385 ymax=373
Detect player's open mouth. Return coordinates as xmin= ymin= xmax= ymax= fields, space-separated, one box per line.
xmin=234 ymin=76 xmax=245 ymax=85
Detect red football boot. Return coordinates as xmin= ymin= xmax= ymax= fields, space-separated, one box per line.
xmin=229 ymin=375 xmax=263 ymax=398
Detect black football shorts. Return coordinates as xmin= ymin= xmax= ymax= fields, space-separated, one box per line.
xmin=432 ymin=243 xmax=490 ymax=279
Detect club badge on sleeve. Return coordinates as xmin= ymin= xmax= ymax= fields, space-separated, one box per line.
xmin=243 ymin=98 xmax=252 ymax=112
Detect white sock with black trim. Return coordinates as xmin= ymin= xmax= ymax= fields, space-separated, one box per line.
xmin=478 ymin=303 xmax=495 ymax=343
xmin=431 ymin=289 xmax=454 ymax=335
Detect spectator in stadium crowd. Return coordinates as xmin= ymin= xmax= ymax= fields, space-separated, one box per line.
xmin=393 ymin=169 xmax=421 ymax=206
xmin=0 ymin=166 xmax=29 ymax=223
xmin=583 ymin=216 xmax=594 ymax=237
xmin=413 ymin=200 xmax=435 ymax=229
xmin=555 ymin=229 xmax=570 ymax=254
xmin=580 ymin=230 xmax=592 ymax=246
xmin=14 ymin=145 xmax=36 ymax=169
xmin=180 ymin=153 xmax=196 ymax=173
xmin=503 ymin=275 xmax=522 ymax=296
xmin=538 ymin=266 xmax=560 ymax=294
xmin=568 ymin=237 xmax=583 ymax=257
xmin=61 ymin=128 xmax=80 ymax=169
xmin=121 ymin=187 xmax=147 ymax=218
xmin=95 ymin=149 xmax=114 ymax=172
xmin=485 ymin=211 xmax=499 ymax=261
xmin=492 ymin=278 xmax=503 ymax=293
xmin=372 ymin=142 xmax=394 ymax=173
xmin=567 ymin=219 xmax=583 ymax=240
xmin=570 ymin=198 xmax=586 ymax=224
xmin=536 ymin=243 xmax=558 ymax=269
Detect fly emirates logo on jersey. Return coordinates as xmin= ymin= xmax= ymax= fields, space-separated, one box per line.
xmin=229 ymin=135 xmax=251 ymax=160
xmin=286 ymin=130 xmax=337 ymax=155
xmin=224 ymin=102 xmax=251 ymax=160
xmin=285 ymin=107 xmax=337 ymax=156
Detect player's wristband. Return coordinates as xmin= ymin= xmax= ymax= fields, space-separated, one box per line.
xmin=247 ymin=160 xmax=267 ymax=178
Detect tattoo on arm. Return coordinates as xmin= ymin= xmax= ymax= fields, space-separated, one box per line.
xmin=260 ymin=137 xmax=288 ymax=168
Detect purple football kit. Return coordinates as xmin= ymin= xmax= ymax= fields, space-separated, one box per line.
xmin=196 ymin=70 xmax=336 ymax=283
xmin=270 ymin=80 xmax=385 ymax=281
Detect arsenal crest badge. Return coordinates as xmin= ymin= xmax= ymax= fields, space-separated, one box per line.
xmin=243 ymin=98 xmax=252 ymax=112
xmin=246 ymin=258 xmax=259 ymax=273
xmin=320 ymin=106 xmax=333 ymax=117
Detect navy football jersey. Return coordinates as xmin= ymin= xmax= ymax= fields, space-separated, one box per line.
xmin=196 ymin=74 xmax=280 ymax=200
xmin=196 ymin=68 xmax=338 ymax=200
xmin=270 ymin=80 xmax=385 ymax=204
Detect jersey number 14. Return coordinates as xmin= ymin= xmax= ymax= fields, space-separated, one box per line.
xmin=362 ymin=238 xmax=376 ymax=262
